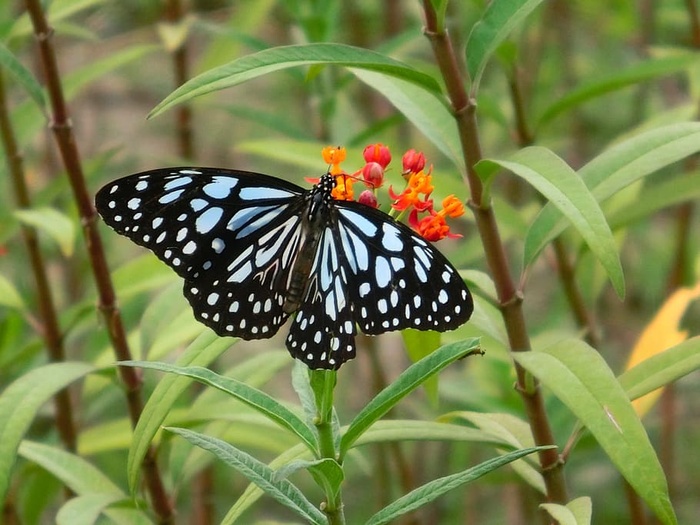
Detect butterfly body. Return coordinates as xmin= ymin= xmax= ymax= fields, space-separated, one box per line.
xmin=96 ymin=168 xmax=472 ymax=369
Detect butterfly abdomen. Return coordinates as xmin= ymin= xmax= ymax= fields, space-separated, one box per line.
xmin=283 ymin=182 xmax=330 ymax=314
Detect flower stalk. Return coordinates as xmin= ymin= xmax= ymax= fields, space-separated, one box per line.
xmin=310 ymin=369 xmax=345 ymax=525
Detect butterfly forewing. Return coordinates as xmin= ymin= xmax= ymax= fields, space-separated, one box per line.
xmin=95 ymin=168 xmax=306 ymax=339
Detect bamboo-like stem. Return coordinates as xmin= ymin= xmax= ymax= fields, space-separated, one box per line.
xmin=164 ymin=0 xmax=194 ymax=160
xmin=421 ymin=1 xmax=568 ymax=504
xmin=0 ymin=70 xmax=78 ymax=465
xmin=23 ymin=1 xmax=173 ymax=522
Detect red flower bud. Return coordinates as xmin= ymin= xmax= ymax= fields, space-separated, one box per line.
xmin=363 ymin=143 xmax=392 ymax=168
xmin=361 ymin=161 xmax=384 ymax=188
xmin=402 ymin=149 xmax=426 ymax=175
xmin=358 ymin=189 xmax=379 ymax=208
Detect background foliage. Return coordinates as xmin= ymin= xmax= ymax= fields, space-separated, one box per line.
xmin=0 ymin=1 xmax=699 ymax=524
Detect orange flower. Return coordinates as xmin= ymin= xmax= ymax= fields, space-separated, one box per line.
xmin=331 ymin=175 xmax=354 ymax=201
xmin=322 ymin=146 xmax=347 ymax=175
xmin=440 ymin=195 xmax=465 ymax=218
xmin=409 ymin=209 xmax=462 ymax=241
xmin=389 ymin=171 xmax=434 ymax=211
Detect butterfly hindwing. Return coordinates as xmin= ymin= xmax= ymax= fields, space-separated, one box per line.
xmin=286 ymin=226 xmax=357 ymax=369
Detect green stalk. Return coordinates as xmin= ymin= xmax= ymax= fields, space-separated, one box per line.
xmin=310 ymin=369 xmax=345 ymax=525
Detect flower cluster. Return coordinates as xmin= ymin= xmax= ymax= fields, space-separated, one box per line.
xmin=319 ymin=144 xmax=464 ymax=242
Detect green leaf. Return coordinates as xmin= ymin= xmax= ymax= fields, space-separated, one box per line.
xmin=541 ymin=497 xmax=593 ymax=525
xmin=339 ymin=338 xmax=481 ymax=459
xmin=111 ymin=254 xmax=177 ymax=298
xmin=19 ymin=440 xmax=123 ymax=495
xmin=0 ymin=273 xmax=25 ymax=310
xmin=224 ymin=418 xmax=500 ymax=524
xmin=609 ymin=170 xmax=700 ymax=229
xmin=56 ymin=494 xmax=125 ymax=525
xmin=0 ymin=41 xmax=45 ymax=112
xmin=149 ymin=43 xmax=441 ymax=118
xmin=0 ymin=362 xmax=95 ymax=503
xmin=513 ymin=340 xmax=676 ymax=525
xmin=525 ymin=123 xmax=700 ymax=265
xmin=122 ymin=360 xmax=319 ymax=465
xmin=350 ymin=69 xmax=463 ymax=169
xmin=536 ymin=54 xmax=700 ymax=129
xmin=401 ymin=329 xmax=441 ymax=404
xmin=354 ymin=420 xmax=507 ymax=448
xmin=618 ymin=336 xmax=700 ymax=401
xmin=124 ymin=332 xmax=234 ymax=493
xmin=477 ymin=147 xmax=624 ymax=297
xmin=444 ymin=411 xmax=544 ymax=493
xmin=221 ymin=443 xmax=311 ymax=524
xmin=466 ymin=0 xmax=545 ymax=94
xmin=14 ymin=207 xmax=76 ymax=257
xmin=166 ymin=427 xmax=327 ymax=525
xmin=365 ymin=446 xmax=551 ymax=525
xmin=274 ymin=458 xmax=344 ymax=503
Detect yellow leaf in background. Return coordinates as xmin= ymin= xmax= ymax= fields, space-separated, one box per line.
xmin=625 ymin=282 xmax=700 ymax=416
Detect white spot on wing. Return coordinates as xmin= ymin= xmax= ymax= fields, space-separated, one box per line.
xmin=203 ymin=176 xmax=238 ymax=198
xmin=196 ymin=207 xmax=223 ymax=234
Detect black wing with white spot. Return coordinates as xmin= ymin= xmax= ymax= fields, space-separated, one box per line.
xmin=286 ymin=226 xmax=357 ymax=369
xmin=336 ymin=201 xmax=473 ymax=335
xmin=95 ymin=167 xmax=306 ymax=339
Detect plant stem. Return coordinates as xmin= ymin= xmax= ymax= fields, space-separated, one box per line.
xmin=0 ymin=70 xmax=78 ymax=467
xmin=164 ymin=0 xmax=194 ymax=160
xmin=421 ymin=1 xmax=568 ymax=504
xmin=23 ymin=1 xmax=174 ymax=522
xmin=310 ymin=370 xmax=345 ymax=525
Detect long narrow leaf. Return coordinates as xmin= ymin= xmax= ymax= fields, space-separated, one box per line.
xmin=466 ymin=0 xmax=545 ymax=93
xmin=365 ymin=446 xmax=551 ymax=525
xmin=125 ymin=331 xmax=234 ymax=494
xmin=339 ymin=338 xmax=481 ymax=458
xmin=223 ymin=418 xmax=494 ymax=524
xmin=149 ymin=43 xmax=441 ymax=118
xmin=0 ymin=362 xmax=95 ymax=502
xmin=477 ymin=147 xmax=624 ymax=297
xmin=618 ymin=336 xmax=700 ymax=402
xmin=167 ymin=427 xmax=327 ymax=525
xmin=350 ymin=69 xmax=463 ymax=169
xmin=513 ymin=341 xmax=676 ymax=525
xmin=525 ymin=123 xmax=700 ymax=265
xmin=19 ymin=441 xmax=123 ymax=495
xmin=121 ymin=360 xmax=319 ymax=458
xmin=0 ymin=41 xmax=45 ymax=111
xmin=536 ymin=54 xmax=700 ymax=128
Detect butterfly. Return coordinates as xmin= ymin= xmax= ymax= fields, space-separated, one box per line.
xmin=95 ymin=168 xmax=473 ymax=369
